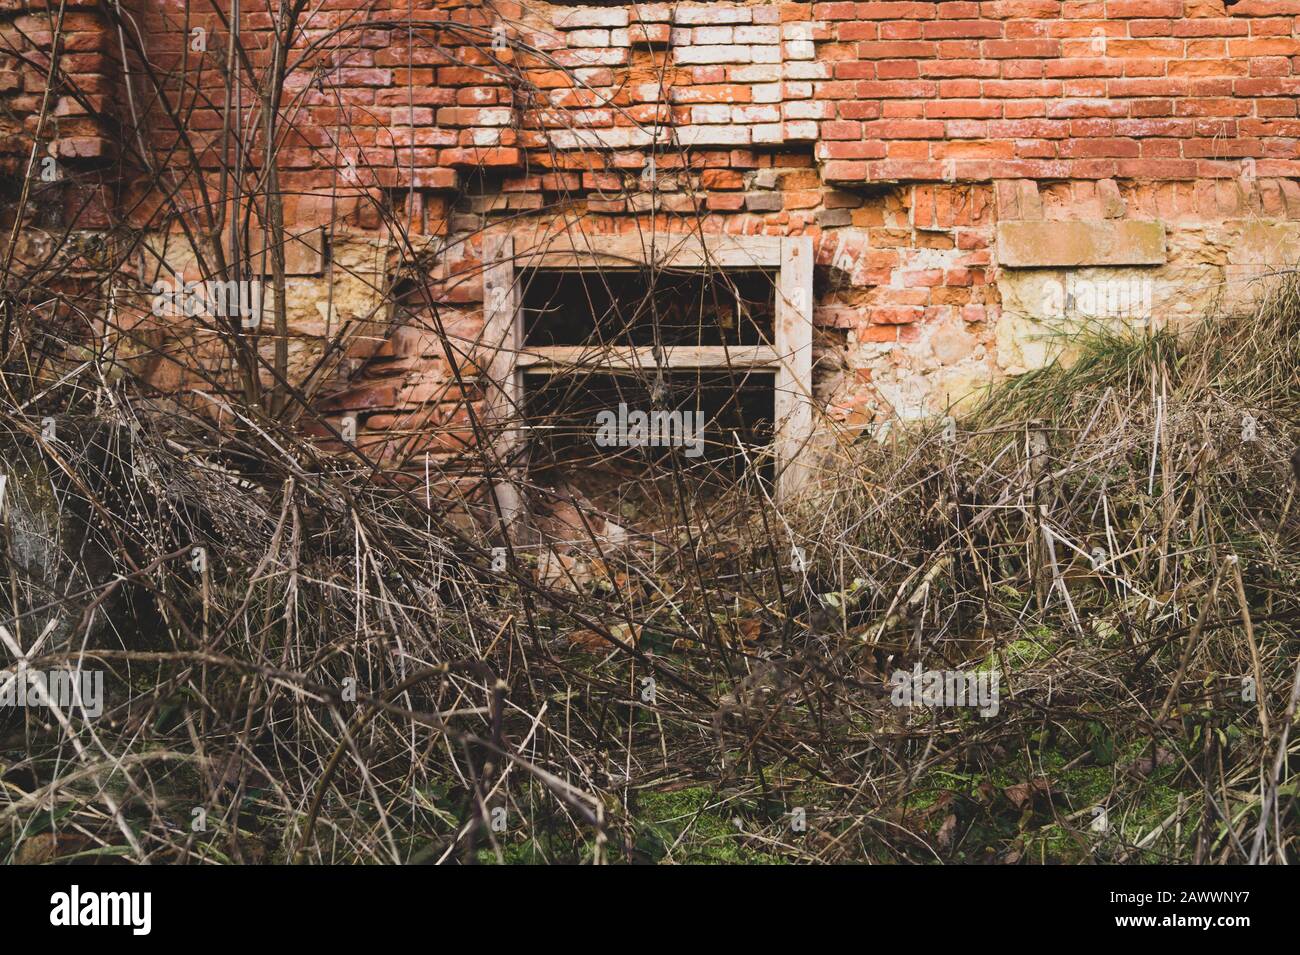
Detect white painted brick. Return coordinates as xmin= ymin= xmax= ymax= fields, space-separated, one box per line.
xmin=783 ymin=120 xmax=819 ymax=141
xmin=784 ymin=61 xmax=831 ymax=80
xmin=609 ymin=29 xmax=630 ymax=47
xmin=730 ymin=65 xmax=781 ymax=83
xmin=676 ymin=124 xmax=751 ymax=146
xmin=574 ymin=67 xmax=615 ymax=85
xmin=674 ymin=44 xmax=751 ymax=64
xmin=734 ymin=26 xmax=780 ymax=45
xmin=694 ymin=26 xmax=734 ymax=44
xmin=782 ymin=22 xmax=818 ymax=41
xmin=631 ymin=4 xmax=672 ymax=23
xmin=751 ymin=123 xmax=784 ymax=144
xmin=752 ymin=82 xmax=783 ymax=104
xmin=632 ymin=82 xmax=665 ymax=101
xmin=671 ymin=28 xmax=692 ymax=46
xmin=463 ymin=107 xmax=513 ymax=126
xmin=784 ymin=81 xmax=813 ymax=99
xmin=783 ymin=100 xmax=832 ymax=120
xmin=570 ymin=109 xmax=615 ymax=126
xmin=567 ymin=29 xmax=611 ymax=47
xmin=733 ymin=104 xmax=781 ymax=123
xmin=691 ymin=104 xmax=732 ymax=124
xmin=550 ymin=127 xmax=661 ymax=149
xmin=523 ymin=30 xmax=563 ymax=52
xmin=675 ymin=5 xmax=752 ymax=25
xmin=784 ymin=40 xmax=816 ymax=61
xmin=555 ymin=7 xmax=629 ymax=29
xmin=546 ymin=129 xmax=584 ymax=149
xmin=752 ymin=45 xmax=782 ymax=64
xmin=470 ymin=128 xmax=502 ymax=146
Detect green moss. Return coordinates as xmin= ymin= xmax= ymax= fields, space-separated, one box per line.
xmin=990 ymin=629 xmax=1054 ymax=671
xmin=630 ymin=787 xmax=776 ymax=864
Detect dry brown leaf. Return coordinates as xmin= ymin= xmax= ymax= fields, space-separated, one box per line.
xmin=1003 ymin=777 xmax=1051 ymax=809
xmin=566 ymin=624 xmax=639 ymax=653
xmin=937 ymin=812 xmax=958 ymax=850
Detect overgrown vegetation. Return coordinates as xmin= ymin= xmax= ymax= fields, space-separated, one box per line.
xmin=1 ymin=1 xmax=1297 ymax=866
xmin=1 ymin=273 xmax=1297 ymax=864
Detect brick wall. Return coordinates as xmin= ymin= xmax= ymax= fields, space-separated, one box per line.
xmin=0 ymin=0 xmax=133 ymax=353
xmin=5 ymin=0 xmax=1299 ymax=471
xmin=815 ymin=0 xmax=1299 ymax=184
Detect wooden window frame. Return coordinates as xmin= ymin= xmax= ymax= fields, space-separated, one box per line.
xmin=482 ymin=232 xmax=814 ymax=519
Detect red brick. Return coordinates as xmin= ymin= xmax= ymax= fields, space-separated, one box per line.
xmin=1107 ymin=0 xmax=1183 ymax=16
xmin=922 ymin=20 xmax=1002 ymax=39
xmin=859 ymin=325 xmax=899 ymax=343
xmin=870 ymin=306 xmax=922 ymax=325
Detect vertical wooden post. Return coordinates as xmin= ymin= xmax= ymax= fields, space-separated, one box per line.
xmin=482 ymin=235 xmax=523 ymax=524
xmin=774 ymin=235 xmax=814 ymax=500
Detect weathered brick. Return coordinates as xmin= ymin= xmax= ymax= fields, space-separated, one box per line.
xmin=677 ymin=124 xmax=752 ymax=146
xmin=675 ymin=5 xmax=753 ymax=25
xmin=53 ymin=136 xmax=113 ymax=158
xmin=784 ymin=120 xmax=820 ymax=141
xmin=693 ymin=26 xmax=734 ymax=44
xmin=735 ymin=25 xmax=781 ymax=44
xmin=628 ymin=22 xmax=671 ymax=48
xmin=566 ymin=29 xmax=611 ymax=48
xmin=48 ymin=0 xmax=1300 ymax=450
xmin=674 ymin=44 xmax=751 ymax=65
xmin=997 ymin=220 xmax=1167 ymax=267
xmin=554 ymin=7 xmax=628 ymax=29
xmin=744 ymin=191 xmax=784 ymax=211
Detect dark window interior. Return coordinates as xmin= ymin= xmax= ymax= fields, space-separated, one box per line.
xmin=520 ymin=268 xmax=776 ymax=348
xmin=524 ymin=369 xmax=775 ymax=516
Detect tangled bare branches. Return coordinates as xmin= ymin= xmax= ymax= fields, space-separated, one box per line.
xmin=0 ymin=1 xmax=1298 ymax=865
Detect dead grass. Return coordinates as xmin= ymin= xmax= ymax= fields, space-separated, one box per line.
xmin=1 ymin=275 xmax=1297 ymax=865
